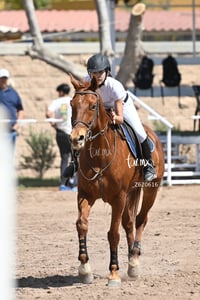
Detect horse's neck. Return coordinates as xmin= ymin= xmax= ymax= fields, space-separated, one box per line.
xmin=85 ymin=99 xmax=112 ymax=151
xmin=83 ymin=136 xmax=113 ymax=165
xmin=83 ymin=121 xmax=115 ymax=164
xmin=92 ymin=101 xmax=107 ymax=128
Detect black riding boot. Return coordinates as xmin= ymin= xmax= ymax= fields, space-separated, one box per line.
xmin=63 ymin=150 xmax=79 ymax=180
xmin=141 ymin=138 xmax=157 ymax=182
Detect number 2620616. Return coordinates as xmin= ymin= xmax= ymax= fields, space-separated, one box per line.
xmin=133 ymin=182 xmax=159 ymax=188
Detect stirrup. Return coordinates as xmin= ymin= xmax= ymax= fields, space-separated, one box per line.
xmin=143 ymin=160 xmax=157 ymax=182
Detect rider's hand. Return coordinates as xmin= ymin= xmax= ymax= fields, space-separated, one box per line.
xmin=110 ymin=108 xmax=116 ymax=124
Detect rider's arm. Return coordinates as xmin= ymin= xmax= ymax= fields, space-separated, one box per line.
xmin=111 ymin=99 xmax=123 ymax=125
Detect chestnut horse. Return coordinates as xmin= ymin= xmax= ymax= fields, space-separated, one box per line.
xmin=70 ymin=75 xmax=164 ymax=287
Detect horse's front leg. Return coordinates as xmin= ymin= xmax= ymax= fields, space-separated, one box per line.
xmin=107 ymin=198 xmax=125 ymax=287
xmin=76 ymin=197 xmax=93 ymax=284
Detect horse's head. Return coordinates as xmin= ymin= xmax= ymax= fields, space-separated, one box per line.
xmin=70 ymin=74 xmax=106 ymax=151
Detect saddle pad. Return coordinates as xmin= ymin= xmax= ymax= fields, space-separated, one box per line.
xmin=120 ymin=122 xmax=138 ymax=158
xmin=120 ymin=122 xmax=155 ymax=158
xmin=148 ymin=137 xmax=155 ymax=152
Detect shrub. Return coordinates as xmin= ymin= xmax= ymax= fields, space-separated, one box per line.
xmin=20 ymin=129 xmax=56 ymax=179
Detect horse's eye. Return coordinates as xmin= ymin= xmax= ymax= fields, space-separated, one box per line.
xmin=90 ymin=104 xmax=96 ymax=110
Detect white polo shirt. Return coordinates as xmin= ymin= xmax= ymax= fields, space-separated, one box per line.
xmin=48 ymin=96 xmax=72 ymax=134
xmin=99 ymin=76 xmax=127 ymax=109
xmin=85 ymin=75 xmax=127 ymax=109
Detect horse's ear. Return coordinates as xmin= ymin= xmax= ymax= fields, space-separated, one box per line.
xmin=69 ymin=73 xmax=80 ymax=90
xmin=90 ymin=76 xmax=99 ymax=91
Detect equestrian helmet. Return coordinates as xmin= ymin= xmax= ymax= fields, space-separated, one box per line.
xmin=87 ymin=54 xmax=111 ymax=73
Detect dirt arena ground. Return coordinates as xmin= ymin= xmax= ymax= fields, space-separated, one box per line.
xmin=16 ymin=185 xmax=200 ymax=300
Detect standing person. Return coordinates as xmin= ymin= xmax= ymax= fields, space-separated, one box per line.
xmin=0 ymin=68 xmax=24 ymax=146
xmin=64 ymin=53 xmax=156 ymax=182
xmin=46 ymin=83 xmax=77 ymax=191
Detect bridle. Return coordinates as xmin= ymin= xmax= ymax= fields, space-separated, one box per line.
xmin=72 ymin=90 xmax=107 ymax=141
xmin=72 ymin=89 xmax=118 ymax=184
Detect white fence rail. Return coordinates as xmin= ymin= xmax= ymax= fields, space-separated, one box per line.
xmin=0 ymin=41 xmax=200 ymax=56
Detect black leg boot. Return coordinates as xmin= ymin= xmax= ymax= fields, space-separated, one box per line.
xmin=141 ymin=138 xmax=157 ymax=182
xmin=63 ymin=150 xmax=79 ymax=181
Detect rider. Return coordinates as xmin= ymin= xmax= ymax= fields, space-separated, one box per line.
xmin=63 ymin=53 xmax=157 ymax=182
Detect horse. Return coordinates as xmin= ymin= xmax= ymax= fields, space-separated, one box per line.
xmin=69 ymin=74 xmax=165 ymax=287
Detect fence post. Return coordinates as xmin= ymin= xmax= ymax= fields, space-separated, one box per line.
xmin=166 ymin=128 xmax=172 ymax=186
xmin=0 ymin=106 xmax=16 ymax=300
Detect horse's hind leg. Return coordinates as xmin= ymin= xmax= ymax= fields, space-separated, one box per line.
xmin=122 ymin=187 xmax=142 ymax=278
xmin=76 ymin=197 xmax=94 ymax=284
xmin=128 ymin=185 xmax=160 ymax=278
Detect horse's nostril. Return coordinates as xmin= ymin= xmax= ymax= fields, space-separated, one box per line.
xmin=78 ymin=135 xmax=85 ymax=142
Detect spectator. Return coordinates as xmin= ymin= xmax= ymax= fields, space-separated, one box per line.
xmin=0 ymin=68 xmax=24 ymax=146
xmin=46 ymin=83 xmax=77 ymax=191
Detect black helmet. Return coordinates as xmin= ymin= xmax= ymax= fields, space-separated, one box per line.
xmin=87 ymin=53 xmax=111 ymax=73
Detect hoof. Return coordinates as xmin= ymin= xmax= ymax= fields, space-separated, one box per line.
xmin=79 ymin=273 xmax=94 ymax=284
xmin=78 ymin=262 xmax=94 ymax=284
xmin=128 ymin=258 xmax=141 ymax=278
xmin=107 ymin=270 xmax=121 ymax=287
xmin=107 ymin=278 xmax=121 ymax=288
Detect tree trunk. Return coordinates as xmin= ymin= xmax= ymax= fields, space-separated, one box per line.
xmin=94 ymin=0 xmax=114 ymax=56
xmin=115 ymin=4 xmax=145 ymax=87
xmin=22 ymin=0 xmax=43 ymax=48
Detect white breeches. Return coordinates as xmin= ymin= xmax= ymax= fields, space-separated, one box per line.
xmin=123 ymin=96 xmax=147 ymax=143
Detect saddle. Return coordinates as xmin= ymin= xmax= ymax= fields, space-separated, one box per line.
xmin=107 ymin=111 xmax=154 ymax=158
xmin=116 ymin=121 xmax=154 ymax=158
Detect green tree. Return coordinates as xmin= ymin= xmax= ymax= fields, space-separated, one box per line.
xmin=21 ymin=129 xmax=56 ymax=179
xmin=4 ymin=0 xmax=51 ymax=9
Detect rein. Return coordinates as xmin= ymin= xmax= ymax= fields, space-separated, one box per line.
xmin=79 ymin=129 xmax=117 ymax=181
